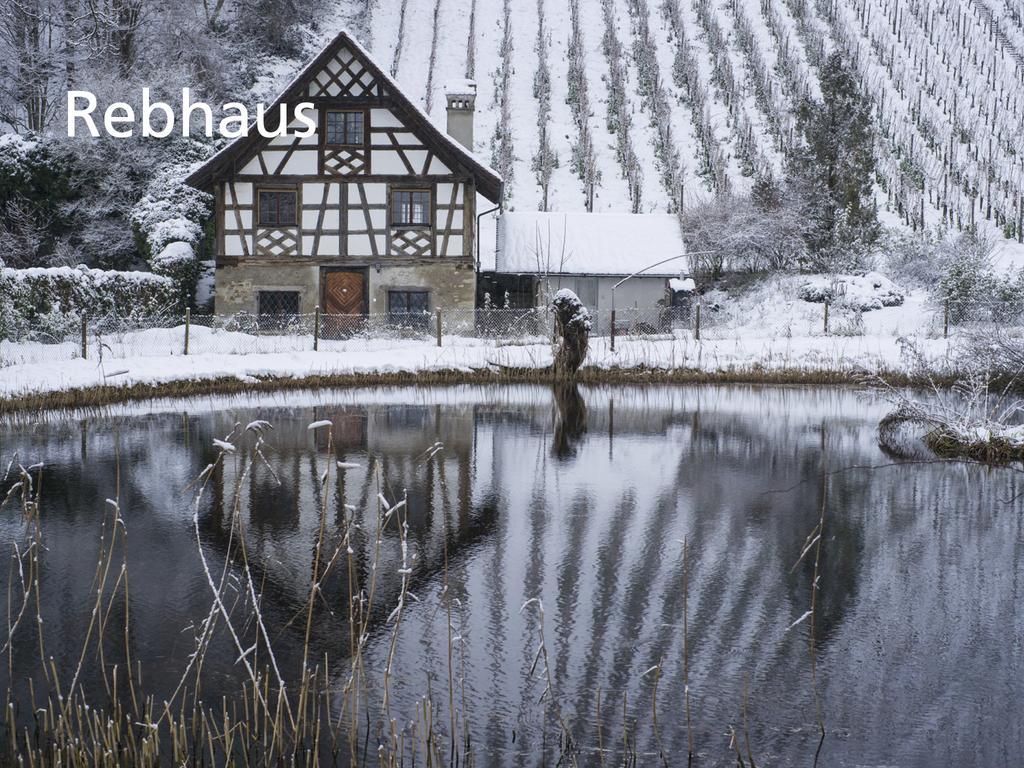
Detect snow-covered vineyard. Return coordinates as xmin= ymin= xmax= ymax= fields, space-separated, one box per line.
xmin=323 ymin=0 xmax=1024 ymax=262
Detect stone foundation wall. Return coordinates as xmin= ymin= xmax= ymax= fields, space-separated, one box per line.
xmin=367 ymin=262 xmax=476 ymax=313
xmin=214 ymin=264 xmax=320 ymax=315
xmin=214 ymin=261 xmax=476 ymax=315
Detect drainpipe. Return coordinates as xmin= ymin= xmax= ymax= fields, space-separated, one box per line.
xmin=476 ymin=204 xmax=502 ymax=273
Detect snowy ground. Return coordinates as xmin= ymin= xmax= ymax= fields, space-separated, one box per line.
xmin=0 ymin=332 xmax=956 ymax=402
xmin=0 ymin=278 xmax=982 ymax=404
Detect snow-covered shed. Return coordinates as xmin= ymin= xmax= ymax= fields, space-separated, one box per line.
xmin=478 ymin=212 xmax=689 ymax=313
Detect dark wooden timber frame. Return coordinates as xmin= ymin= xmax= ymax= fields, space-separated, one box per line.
xmin=191 ymin=29 xmax=499 ymax=271
xmin=254 ymin=183 xmax=301 ymax=257
xmin=185 ymin=29 xmax=502 ymax=202
xmin=319 ymin=106 xmax=370 ymax=176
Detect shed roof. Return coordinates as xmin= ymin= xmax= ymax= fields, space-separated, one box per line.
xmin=494 ymin=212 xmax=687 ymax=276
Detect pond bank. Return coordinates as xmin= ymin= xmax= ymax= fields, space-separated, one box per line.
xmin=0 ymin=333 xmax=961 ymax=413
xmin=0 ymin=363 xmax=951 ymax=414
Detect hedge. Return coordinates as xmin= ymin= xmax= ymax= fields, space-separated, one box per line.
xmin=0 ymin=265 xmax=177 ymax=341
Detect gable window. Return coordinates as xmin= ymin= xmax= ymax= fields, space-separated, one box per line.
xmin=258 ymin=189 xmax=297 ymax=227
xmin=391 ymin=190 xmax=431 ymax=228
xmin=325 ymin=110 xmax=364 ymax=146
xmin=388 ymin=290 xmax=430 ymax=315
xmin=258 ymin=290 xmax=300 ymax=316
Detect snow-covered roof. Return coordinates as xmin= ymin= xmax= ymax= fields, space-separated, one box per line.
xmin=185 ymin=29 xmax=502 ymax=202
xmin=443 ymin=79 xmax=477 ymax=95
xmin=495 ymin=212 xmax=686 ymax=276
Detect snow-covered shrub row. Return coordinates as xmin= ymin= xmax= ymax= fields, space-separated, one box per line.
xmin=465 ymin=0 xmax=478 ymax=79
xmin=0 ymin=265 xmax=177 ymax=341
xmin=390 ymin=0 xmax=411 ymax=77
xmin=490 ymin=0 xmax=516 ymax=204
xmin=797 ymin=272 xmax=904 ymax=311
xmin=566 ymin=0 xmax=600 ymax=209
xmin=531 ymin=0 xmax=558 ymax=210
xmin=423 ymin=0 xmax=443 ymax=112
xmin=727 ymin=0 xmax=793 ymax=155
xmin=661 ymin=0 xmax=730 ymax=196
xmin=691 ymin=0 xmax=766 ymax=178
xmin=623 ymin=0 xmax=683 ymax=207
xmin=600 ymin=0 xmax=644 ymax=211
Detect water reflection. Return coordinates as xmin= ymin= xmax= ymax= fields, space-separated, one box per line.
xmin=0 ymin=385 xmax=1020 ymax=766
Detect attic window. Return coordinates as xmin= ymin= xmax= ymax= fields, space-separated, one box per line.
xmin=325 ymin=110 xmax=364 ymax=146
xmin=258 ymin=189 xmax=297 ymax=227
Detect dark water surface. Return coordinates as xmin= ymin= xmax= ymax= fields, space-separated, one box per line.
xmin=1 ymin=384 xmax=1021 ymax=766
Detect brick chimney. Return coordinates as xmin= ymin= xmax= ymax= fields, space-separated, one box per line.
xmin=445 ymin=80 xmax=476 ymax=151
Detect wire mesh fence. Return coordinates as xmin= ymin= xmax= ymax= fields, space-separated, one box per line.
xmin=2 ymin=298 xmax=1023 ymax=369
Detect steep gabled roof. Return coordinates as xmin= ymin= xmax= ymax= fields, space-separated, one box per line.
xmin=184 ymin=29 xmax=503 ymax=202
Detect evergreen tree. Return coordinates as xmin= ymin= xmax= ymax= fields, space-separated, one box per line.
xmin=788 ymin=52 xmax=878 ymax=270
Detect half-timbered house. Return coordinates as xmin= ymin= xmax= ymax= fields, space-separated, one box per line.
xmin=185 ymin=30 xmax=502 ymax=318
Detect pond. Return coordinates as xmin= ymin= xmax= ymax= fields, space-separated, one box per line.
xmin=0 ymin=384 xmax=1020 ymax=766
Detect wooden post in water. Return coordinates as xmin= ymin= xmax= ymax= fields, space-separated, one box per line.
xmin=313 ymin=305 xmax=321 ymax=351
xmin=823 ymin=302 xmax=830 ymax=335
xmin=80 ymin=314 xmax=87 ymax=359
xmin=184 ymin=307 xmax=191 ymax=355
xmin=694 ymin=304 xmax=701 ymax=341
xmin=436 ymin=308 xmax=443 ymax=347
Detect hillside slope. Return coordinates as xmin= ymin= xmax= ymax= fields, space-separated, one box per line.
xmin=300 ymin=0 xmax=1024 ymax=263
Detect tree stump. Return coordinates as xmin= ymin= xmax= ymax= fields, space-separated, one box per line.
xmin=551 ymin=289 xmax=591 ymax=379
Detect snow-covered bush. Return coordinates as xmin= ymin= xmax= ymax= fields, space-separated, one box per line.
xmin=881 ymin=230 xmax=942 ymax=288
xmin=934 ymin=233 xmax=997 ymax=306
xmin=798 ymin=272 xmax=905 ymax=311
xmin=0 ymin=133 xmax=77 ymax=268
xmin=130 ymin=138 xmax=214 ymax=306
xmin=0 ymin=265 xmax=177 ymax=340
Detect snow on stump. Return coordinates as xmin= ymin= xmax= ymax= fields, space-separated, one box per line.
xmin=551 ymin=289 xmax=591 ymax=379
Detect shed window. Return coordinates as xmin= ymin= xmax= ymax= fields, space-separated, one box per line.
xmin=391 ymin=190 xmax=431 ymax=227
xmin=258 ymin=190 xmax=296 ymax=227
xmin=325 ymin=110 xmax=364 ymax=145
xmin=258 ymin=290 xmax=299 ymax=316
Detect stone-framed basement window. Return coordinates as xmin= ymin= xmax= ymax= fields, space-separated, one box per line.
xmin=387 ymin=290 xmax=429 ymax=314
xmin=258 ymin=290 xmax=300 ymax=316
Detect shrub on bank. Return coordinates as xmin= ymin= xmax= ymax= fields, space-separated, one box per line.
xmin=0 ymin=264 xmax=176 ymax=341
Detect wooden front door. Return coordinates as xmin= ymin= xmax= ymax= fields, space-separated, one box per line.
xmin=322 ymin=270 xmax=366 ymax=338
xmin=323 ymin=270 xmax=366 ymax=315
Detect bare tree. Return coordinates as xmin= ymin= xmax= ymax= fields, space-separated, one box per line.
xmin=0 ymin=0 xmax=65 ymax=131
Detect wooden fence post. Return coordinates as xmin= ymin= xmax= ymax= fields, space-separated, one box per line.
xmin=436 ymin=308 xmax=443 ymax=347
xmin=81 ymin=314 xmax=88 ymax=360
xmin=313 ymin=305 xmax=321 ymax=351
xmin=184 ymin=307 xmax=191 ymax=355
xmin=823 ymin=302 xmax=830 ymax=335
xmin=943 ymin=299 xmax=950 ymax=338
xmin=610 ymin=309 xmax=617 ymax=351
xmin=694 ymin=304 xmax=701 ymax=341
